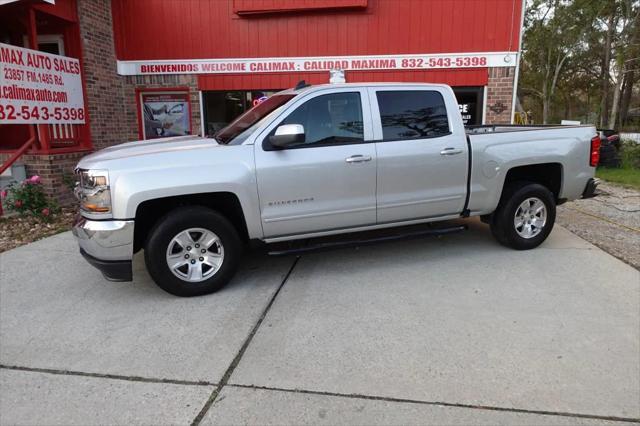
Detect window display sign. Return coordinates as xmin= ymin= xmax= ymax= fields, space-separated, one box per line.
xmin=139 ymin=91 xmax=191 ymax=139
xmin=453 ymin=87 xmax=483 ymax=126
xmin=458 ymin=102 xmax=474 ymax=125
xmin=0 ymin=42 xmax=85 ymax=124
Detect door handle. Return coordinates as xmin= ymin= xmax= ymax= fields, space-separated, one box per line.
xmin=345 ymin=155 xmax=372 ymax=163
xmin=440 ymin=148 xmax=463 ymax=156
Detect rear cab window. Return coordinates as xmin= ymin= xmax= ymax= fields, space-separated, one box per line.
xmin=375 ymin=90 xmax=450 ymax=141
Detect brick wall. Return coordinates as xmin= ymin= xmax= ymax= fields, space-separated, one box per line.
xmin=121 ymin=74 xmax=201 ymax=142
xmin=20 ymin=152 xmax=85 ymax=205
xmin=1 ymin=152 xmax=84 ymax=206
xmin=77 ymin=0 xmax=200 ymax=151
xmin=1 ymin=0 xmax=202 ymax=208
xmin=485 ymin=67 xmax=514 ymax=124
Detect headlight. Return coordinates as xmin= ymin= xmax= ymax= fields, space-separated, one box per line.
xmin=76 ymin=169 xmax=112 ymax=215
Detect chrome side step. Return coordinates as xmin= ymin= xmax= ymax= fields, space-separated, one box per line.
xmin=267 ymin=224 xmax=467 ymax=256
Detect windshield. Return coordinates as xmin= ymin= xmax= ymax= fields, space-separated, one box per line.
xmin=215 ymin=94 xmax=296 ymax=144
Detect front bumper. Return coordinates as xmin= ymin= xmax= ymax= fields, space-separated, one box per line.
xmin=72 ymin=216 xmax=134 ymax=281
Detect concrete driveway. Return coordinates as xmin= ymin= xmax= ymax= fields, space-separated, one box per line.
xmin=1 ymin=219 xmax=638 ymax=425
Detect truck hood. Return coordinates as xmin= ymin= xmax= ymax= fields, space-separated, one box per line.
xmin=78 ymin=136 xmax=221 ymax=166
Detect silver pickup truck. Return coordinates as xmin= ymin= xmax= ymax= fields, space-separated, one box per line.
xmin=73 ymin=82 xmax=600 ymax=296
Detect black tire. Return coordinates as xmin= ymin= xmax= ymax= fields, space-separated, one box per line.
xmin=144 ymin=206 xmax=242 ymax=297
xmin=490 ymin=182 xmax=556 ymax=250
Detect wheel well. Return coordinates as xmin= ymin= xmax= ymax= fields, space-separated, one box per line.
xmin=502 ymin=163 xmax=562 ymax=200
xmin=133 ymin=192 xmax=249 ymax=252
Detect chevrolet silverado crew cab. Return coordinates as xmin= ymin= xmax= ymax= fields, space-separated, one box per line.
xmin=73 ymin=82 xmax=600 ymax=297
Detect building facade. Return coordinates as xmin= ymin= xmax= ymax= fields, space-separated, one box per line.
xmin=1 ymin=0 xmax=524 ymax=203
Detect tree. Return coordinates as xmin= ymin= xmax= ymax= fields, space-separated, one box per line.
xmin=521 ymin=0 xmax=593 ymax=124
xmin=519 ymin=0 xmax=640 ymax=129
xmin=599 ymin=1 xmax=618 ymax=127
xmin=608 ymin=0 xmax=640 ymax=128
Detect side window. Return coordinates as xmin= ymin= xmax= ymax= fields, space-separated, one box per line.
xmin=376 ymin=91 xmax=449 ymax=140
xmin=278 ymin=92 xmax=364 ymax=146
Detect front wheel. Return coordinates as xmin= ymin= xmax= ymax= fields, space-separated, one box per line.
xmin=490 ymin=183 xmax=556 ymax=250
xmin=144 ymin=206 xmax=241 ymax=297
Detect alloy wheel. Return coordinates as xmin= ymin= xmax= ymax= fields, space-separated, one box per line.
xmin=165 ymin=227 xmax=224 ymax=282
xmin=513 ymin=197 xmax=547 ymax=239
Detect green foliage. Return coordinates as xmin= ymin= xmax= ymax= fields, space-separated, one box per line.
xmin=596 ymin=166 xmax=640 ymax=189
xmin=596 ymin=140 xmax=640 ymax=189
xmin=62 ymin=172 xmax=78 ymax=192
xmin=520 ymin=0 xmax=597 ymax=123
xmin=1 ymin=176 xmax=59 ymax=221
xmin=619 ymin=140 xmax=640 ymax=169
xmin=520 ymin=0 xmax=639 ymax=128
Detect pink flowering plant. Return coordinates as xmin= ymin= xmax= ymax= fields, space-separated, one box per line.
xmin=1 ymin=175 xmax=58 ymax=221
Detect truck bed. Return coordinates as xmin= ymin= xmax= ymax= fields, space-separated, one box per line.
xmin=466 ymin=124 xmax=594 ymax=135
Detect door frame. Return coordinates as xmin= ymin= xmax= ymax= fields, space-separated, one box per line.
xmin=254 ymin=86 xmax=376 ymax=146
xmin=365 ymin=85 xmax=469 ymax=222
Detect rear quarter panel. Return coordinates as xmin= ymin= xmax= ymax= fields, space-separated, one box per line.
xmin=467 ymin=126 xmax=596 ymax=215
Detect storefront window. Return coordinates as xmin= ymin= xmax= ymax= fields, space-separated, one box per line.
xmin=452 ymin=87 xmax=484 ymax=126
xmin=202 ymin=90 xmax=282 ymax=136
xmin=138 ymin=90 xmax=192 ymax=140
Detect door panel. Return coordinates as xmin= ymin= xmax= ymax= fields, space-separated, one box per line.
xmin=256 ymin=144 xmax=377 ymax=237
xmin=370 ymin=87 xmax=469 ymax=223
xmin=255 ymin=89 xmax=377 ymax=238
xmin=375 ymin=135 xmax=467 ymax=222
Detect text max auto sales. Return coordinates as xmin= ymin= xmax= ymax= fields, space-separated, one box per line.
xmin=1 ymin=46 xmax=81 ymax=75
xmin=1 ymin=43 xmax=86 ymax=124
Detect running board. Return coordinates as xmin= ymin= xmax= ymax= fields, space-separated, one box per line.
xmin=267 ymin=224 xmax=467 ymax=256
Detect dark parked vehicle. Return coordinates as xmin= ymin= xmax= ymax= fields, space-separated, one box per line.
xmin=597 ymin=129 xmax=621 ymax=168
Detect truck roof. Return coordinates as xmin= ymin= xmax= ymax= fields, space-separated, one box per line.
xmin=281 ymin=82 xmax=451 ymax=95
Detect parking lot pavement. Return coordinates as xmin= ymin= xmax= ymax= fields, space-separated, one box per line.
xmin=1 ymin=219 xmax=639 ymax=425
xmin=0 ymin=231 xmax=296 ymax=383
xmin=201 ymin=386 xmax=638 ymax=426
xmin=230 ymin=220 xmax=640 ymax=420
xmin=0 ymin=369 xmax=213 ymax=426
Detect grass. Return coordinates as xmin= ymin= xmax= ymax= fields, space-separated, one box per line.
xmin=596 ymin=167 xmax=640 ymax=190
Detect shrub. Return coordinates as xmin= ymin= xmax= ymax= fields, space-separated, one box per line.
xmin=1 ymin=176 xmax=59 ymax=221
xmin=62 ymin=172 xmax=78 ymax=192
xmin=620 ymin=140 xmax=640 ymax=169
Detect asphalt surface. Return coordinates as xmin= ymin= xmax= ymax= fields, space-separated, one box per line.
xmin=1 ymin=219 xmax=638 ymax=425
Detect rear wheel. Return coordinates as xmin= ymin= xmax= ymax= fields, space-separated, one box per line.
xmin=490 ymin=182 xmax=556 ymax=250
xmin=144 ymin=206 xmax=241 ymax=297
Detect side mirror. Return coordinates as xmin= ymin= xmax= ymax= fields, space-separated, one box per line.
xmin=269 ymin=124 xmax=305 ymax=148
